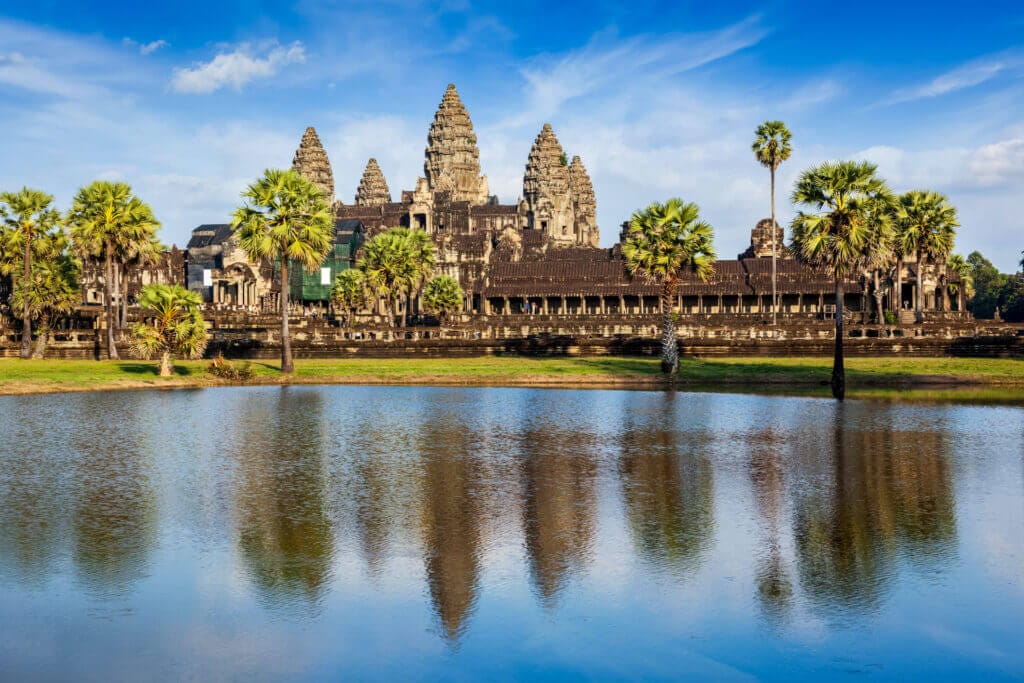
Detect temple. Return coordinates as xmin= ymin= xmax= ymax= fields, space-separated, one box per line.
xmin=87 ymin=84 xmax=971 ymax=335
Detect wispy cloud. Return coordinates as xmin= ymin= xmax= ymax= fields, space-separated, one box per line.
xmin=171 ymin=41 xmax=306 ymax=94
xmin=506 ymin=16 xmax=769 ymax=127
xmin=886 ymin=49 xmax=1024 ymax=104
xmin=123 ymin=37 xmax=169 ymax=55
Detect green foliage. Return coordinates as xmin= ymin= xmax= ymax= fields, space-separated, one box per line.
xmin=207 ymin=354 xmax=255 ymax=381
xmin=357 ymin=226 xmax=435 ymax=325
xmin=895 ymin=190 xmax=957 ymax=263
xmin=623 ymin=198 xmax=716 ymax=375
xmin=0 ymin=188 xmax=63 ymax=280
xmin=66 ymin=181 xmax=160 ymax=262
xmin=422 ymin=274 xmax=464 ymax=321
xmin=884 ymin=311 xmax=898 ymax=325
xmin=131 ymin=284 xmax=207 ymax=371
xmin=623 ymin=199 xmax=717 ymax=286
xmin=751 ymin=120 xmax=793 ymax=171
xmin=1003 ymin=274 xmax=1024 ymax=322
xmin=330 ymin=268 xmax=368 ymax=324
xmin=559 ymin=152 xmax=569 ymax=166
xmin=967 ymin=251 xmax=1008 ymax=319
xmin=790 ymin=161 xmax=895 ymax=278
xmin=231 ymin=168 xmax=333 ymax=271
xmin=11 ymin=250 xmax=79 ymax=322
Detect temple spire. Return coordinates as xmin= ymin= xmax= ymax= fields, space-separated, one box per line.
xmin=291 ymin=126 xmax=334 ymax=204
xmin=355 ymin=158 xmax=392 ymax=206
xmin=423 ymin=84 xmax=489 ymax=203
xmin=568 ymin=155 xmax=599 ymax=247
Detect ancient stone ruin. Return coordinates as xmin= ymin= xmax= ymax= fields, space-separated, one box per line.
xmin=292 ymin=126 xmax=335 ymax=204
xmin=355 ymin=158 xmax=392 ymax=206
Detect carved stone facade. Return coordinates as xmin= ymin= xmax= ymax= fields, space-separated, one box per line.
xmin=568 ymin=155 xmax=599 ymax=248
xmin=740 ymin=219 xmax=788 ymax=259
xmin=423 ymin=84 xmax=490 ymax=204
xmin=292 ymin=126 xmax=334 ymax=204
xmin=523 ymin=124 xmax=575 ymax=245
xmin=355 ymin=158 xmax=392 ymax=206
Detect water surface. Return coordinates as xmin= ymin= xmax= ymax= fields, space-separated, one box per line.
xmin=1 ymin=386 xmax=1022 ymax=681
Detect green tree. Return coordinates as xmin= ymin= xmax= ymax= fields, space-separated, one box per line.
xmin=66 ymin=181 xmax=160 ymax=360
xmin=945 ymin=254 xmax=974 ymax=312
xmin=11 ymin=243 xmax=80 ymax=359
xmin=330 ymin=268 xmax=368 ymax=334
xmin=394 ymin=227 xmax=436 ymax=326
xmin=790 ymin=161 xmax=894 ymax=400
xmin=130 ymin=284 xmax=207 ymax=376
xmin=357 ymin=227 xmax=435 ymax=329
xmin=966 ymin=251 xmax=1007 ymax=319
xmin=422 ymin=274 xmax=464 ymax=323
xmin=752 ymin=121 xmax=793 ymax=326
xmin=231 ymin=168 xmax=333 ymax=373
xmin=0 ymin=188 xmax=63 ymax=358
xmin=895 ymin=191 xmax=958 ymax=322
xmin=623 ymin=198 xmax=716 ymax=375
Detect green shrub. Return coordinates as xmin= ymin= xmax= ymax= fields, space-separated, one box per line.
xmin=884 ymin=311 xmax=898 ymax=325
xmin=207 ymin=354 xmax=255 ymax=381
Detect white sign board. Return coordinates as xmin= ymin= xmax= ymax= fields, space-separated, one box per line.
xmin=202 ymin=269 xmax=212 ymax=287
xmin=321 ymin=267 xmax=332 ymax=286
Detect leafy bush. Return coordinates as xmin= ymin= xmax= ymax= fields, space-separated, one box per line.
xmin=207 ymin=354 xmax=255 ymax=381
xmin=884 ymin=311 xmax=897 ymax=325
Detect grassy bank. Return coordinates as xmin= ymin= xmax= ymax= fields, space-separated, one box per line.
xmin=0 ymin=355 xmax=1022 ymax=397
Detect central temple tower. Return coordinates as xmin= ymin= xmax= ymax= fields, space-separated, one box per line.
xmin=423 ymin=84 xmax=490 ymax=204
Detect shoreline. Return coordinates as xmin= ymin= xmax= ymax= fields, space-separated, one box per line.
xmin=1 ymin=356 xmax=1022 ymax=399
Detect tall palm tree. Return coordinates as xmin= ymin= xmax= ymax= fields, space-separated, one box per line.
xmin=10 ymin=240 xmax=80 ymax=358
xmin=66 ymin=181 xmax=160 ymax=360
xmin=791 ymin=161 xmax=894 ymax=400
xmin=623 ymin=198 xmax=716 ymax=376
xmin=232 ymin=168 xmax=332 ymax=373
xmin=393 ymin=227 xmax=436 ymax=326
xmin=945 ymin=254 xmax=974 ymax=311
xmin=330 ymin=268 xmax=368 ymax=335
xmin=0 ymin=188 xmax=63 ymax=358
xmin=895 ymin=191 xmax=958 ymax=323
xmin=358 ymin=228 xmax=411 ymax=328
xmin=130 ymin=284 xmax=207 ymax=376
xmin=752 ymin=121 xmax=793 ymax=326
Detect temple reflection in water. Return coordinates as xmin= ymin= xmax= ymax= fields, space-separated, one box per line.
xmin=0 ymin=385 xmax=1016 ymax=680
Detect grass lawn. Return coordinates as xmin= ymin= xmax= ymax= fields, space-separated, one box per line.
xmin=0 ymin=355 xmax=1022 ymax=396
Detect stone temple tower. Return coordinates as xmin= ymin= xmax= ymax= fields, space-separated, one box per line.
xmin=568 ymin=155 xmax=599 ymax=247
xmin=355 ymin=158 xmax=392 ymax=206
xmin=423 ymin=84 xmax=490 ymax=204
xmin=523 ymin=123 xmax=575 ymax=246
xmin=292 ymin=126 xmax=334 ymax=204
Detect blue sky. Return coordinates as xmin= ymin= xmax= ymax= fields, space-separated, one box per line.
xmin=1 ymin=1 xmax=1022 ymax=270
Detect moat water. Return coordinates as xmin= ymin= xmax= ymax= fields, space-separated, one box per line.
xmin=1 ymin=386 xmax=1022 ymax=681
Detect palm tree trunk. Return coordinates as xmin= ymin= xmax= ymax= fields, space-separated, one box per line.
xmin=121 ymin=266 xmax=130 ymax=328
xmin=403 ymin=291 xmax=409 ymax=327
xmin=158 ymin=350 xmax=173 ymax=377
xmin=280 ymin=258 xmax=294 ymax=373
xmin=20 ymin=235 xmax=32 ymax=358
xmin=915 ymin=251 xmax=926 ymax=323
xmin=894 ymin=257 xmax=903 ymax=315
xmin=31 ymin=314 xmax=49 ymax=359
xmin=660 ymin=279 xmax=679 ymax=377
xmin=104 ymin=241 xmax=119 ymax=360
xmin=770 ymin=166 xmax=777 ymax=326
xmin=832 ymin=279 xmax=845 ymax=400
xmin=872 ymin=270 xmax=884 ymax=324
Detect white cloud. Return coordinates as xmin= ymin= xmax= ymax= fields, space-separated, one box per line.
xmin=123 ymin=38 xmax=169 ymax=55
xmin=171 ymin=41 xmax=306 ymax=94
xmin=886 ymin=49 xmax=1024 ymax=104
xmin=140 ymin=39 xmax=168 ymax=56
